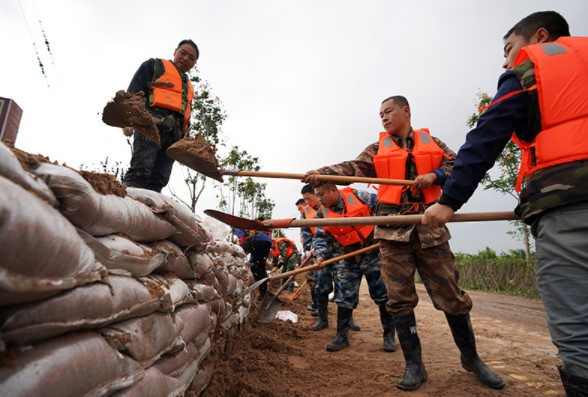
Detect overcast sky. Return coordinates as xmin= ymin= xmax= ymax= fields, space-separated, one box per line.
xmin=2 ymin=0 xmax=587 ymax=253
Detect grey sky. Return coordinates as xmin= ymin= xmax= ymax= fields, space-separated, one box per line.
xmin=2 ymin=1 xmax=587 ymax=253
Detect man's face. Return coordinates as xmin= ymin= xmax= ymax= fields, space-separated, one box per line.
xmin=296 ymin=203 xmax=306 ymax=214
xmin=314 ymin=186 xmax=339 ymax=208
xmin=174 ymin=44 xmax=198 ymax=73
xmin=502 ymin=33 xmax=531 ymax=70
xmin=303 ymin=192 xmax=320 ymax=208
xmin=379 ymin=100 xmax=409 ymax=135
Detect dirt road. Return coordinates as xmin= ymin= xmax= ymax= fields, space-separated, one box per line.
xmin=200 ymin=280 xmax=563 ymax=397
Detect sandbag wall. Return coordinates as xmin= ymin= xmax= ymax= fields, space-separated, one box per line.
xmin=0 ymin=141 xmax=254 ymax=397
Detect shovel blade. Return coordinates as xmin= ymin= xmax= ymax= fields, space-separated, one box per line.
xmin=237 ymin=277 xmax=269 ymax=300
xmin=257 ymin=292 xmax=283 ymax=323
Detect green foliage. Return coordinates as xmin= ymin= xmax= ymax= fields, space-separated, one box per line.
xmin=216 ymin=146 xmax=275 ymax=220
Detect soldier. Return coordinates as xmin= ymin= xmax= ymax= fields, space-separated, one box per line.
xmin=270 ymin=237 xmax=301 ymax=292
xmin=241 ymin=226 xmax=273 ymax=300
xmin=312 ymin=182 xmax=396 ymax=353
xmin=423 ymin=11 xmax=588 ymax=395
xmin=301 ymin=184 xmax=361 ymax=331
xmin=305 ymin=96 xmax=504 ymax=391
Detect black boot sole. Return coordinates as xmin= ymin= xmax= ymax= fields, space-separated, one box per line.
xmin=461 ymin=362 xmax=505 ymax=389
xmin=395 ymin=371 xmax=428 ymax=391
xmin=326 ymin=341 xmax=349 ymax=352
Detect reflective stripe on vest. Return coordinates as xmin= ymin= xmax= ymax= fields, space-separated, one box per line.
xmin=512 ymin=37 xmax=588 ymax=191
xmin=303 ymin=205 xmax=317 ymax=235
xmin=373 ymin=128 xmax=444 ymax=204
xmin=150 ymin=59 xmax=194 ymax=131
xmin=322 ymin=187 xmax=374 ymax=246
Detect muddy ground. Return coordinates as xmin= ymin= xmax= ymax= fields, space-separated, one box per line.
xmin=199 ymin=278 xmax=563 ymax=397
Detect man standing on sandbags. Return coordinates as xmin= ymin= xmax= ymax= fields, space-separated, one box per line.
xmin=122 ymin=39 xmax=198 ymax=192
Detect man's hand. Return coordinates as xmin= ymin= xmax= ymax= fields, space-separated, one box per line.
xmin=422 ymin=203 xmax=455 ymax=228
xmin=315 ymin=256 xmax=325 ymax=269
xmin=303 ymin=170 xmax=321 ymax=184
xmin=412 ymin=172 xmax=437 ymax=190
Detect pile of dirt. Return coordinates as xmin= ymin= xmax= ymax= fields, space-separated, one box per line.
xmin=102 ymin=90 xmax=159 ymax=144
xmin=166 ymin=135 xmax=222 ymax=182
xmin=195 ymin=279 xmax=565 ymax=397
xmin=79 ymin=170 xmax=126 ymax=197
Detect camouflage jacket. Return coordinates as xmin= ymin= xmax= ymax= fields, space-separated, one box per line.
xmin=318 ymin=130 xmax=454 ymax=247
xmin=512 ymin=60 xmax=588 ymax=222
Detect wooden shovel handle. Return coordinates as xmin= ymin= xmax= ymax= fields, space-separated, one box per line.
xmin=267 ymin=243 xmax=380 ymax=281
xmin=223 ymin=170 xmax=413 ymax=186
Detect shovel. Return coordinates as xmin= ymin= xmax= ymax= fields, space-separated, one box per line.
xmin=166 ymin=140 xmax=413 ymax=185
xmin=257 ymin=252 xmax=314 ymax=323
xmin=243 ymin=243 xmax=380 ymax=304
xmin=204 ymin=209 xmax=520 ymax=232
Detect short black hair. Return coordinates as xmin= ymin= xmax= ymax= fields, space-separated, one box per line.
xmin=295 ymin=198 xmax=305 ymax=206
xmin=314 ymin=181 xmax=336 ymax=190
xmin=504 ymin=11 xmax=570 ymax=41
xmin=301 ymin=184 xmax=315 ymax=195
xmin=177 ymin=39 xmax=199 ymax=60
xmin=381 ymin=95 xmax=410 ymax=108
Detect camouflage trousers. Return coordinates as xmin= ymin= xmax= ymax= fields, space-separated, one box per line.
xmin=334 ymin=249 xmax=388 ymax=310
xmin=379 ymin=230 xmax=472 ymax=315
xmin=282 ymin=253 xmax=299 ymax=273
xmin=315 ymin=265 xmax=336 ymax=298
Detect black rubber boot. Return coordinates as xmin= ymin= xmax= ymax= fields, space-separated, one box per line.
xmin=311 ymin=295 xmax=329 ymax=331
xmin=379 ymin=305 xmax=397 ymax=352
xmin=558 ymin=366 xmax=588 ymax=397
xmin=349 ymin=313 xmax=361 ymax=332
xmin=307 ymin=286 xmax=318 ymax=315
xmin=394 ymin=311 xmax=427 ymax=391
xmin=326 ymin=306 xmax=352 ymax=352
xmin=445 ymin=313 xmax=505 ymax=389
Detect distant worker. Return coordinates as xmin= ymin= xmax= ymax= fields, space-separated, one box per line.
xmin=312 ymin=183 xmax=396 ymax=353
xmin=305 ymin=95 xmax=503 ymax=391
xmin=270 ymin=237 xmax=300 ymax=292
xmin=122 ymin=39 xmax=198 ymax=192
xmin=295 ymin=198 xmax=306 ymax=215
xmin=241 ymin=224 xmax=273 ymax=300
xmin=423 ymin=11 xmax=588 ymax=396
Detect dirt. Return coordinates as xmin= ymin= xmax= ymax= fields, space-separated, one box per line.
xmin=166 ymin=135 xmax=222 ymax=182
xmin=199 ymin=279 xmax=563 ymax=397
xmin=102 ymin=90 xmax=160 ymax=144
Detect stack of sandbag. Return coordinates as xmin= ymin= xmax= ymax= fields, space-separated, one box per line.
xmin=0 ymin=141 xmax=255 ymax=396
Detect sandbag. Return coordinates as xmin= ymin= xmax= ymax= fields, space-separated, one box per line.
xmin=153 ymin=342 xmax=199 ymax=378
xmin=0 ymin=176 xmax=107 ymax=306
xmin=0 ymin=141 xmax=57 ymax=206
xmin=0 ymin=331 xmax=144 ymax=397
xmin=126 ymin=187 xmax=212 ymax=250
xmin=190 ymin=358 xmax=214 ymax=396
xmin=109 ymin=366 xmax=185 ymax=397
xmin=33 ymin=163 xmax=175 ymax=242
xmin=185 ymin=281 xmax=222 ymax=304
xmin=186 ymin=251 xmax=214 ymax=279
xmin=0 ymin=275 xmax=160 ymax=347
xmin=99 ymin=312 xmax=181 ymax=367
xmin=150 ymin=240 xmax=194 ymax=279
xmin=172 ymin=304 xmax=213 ymax=345
xmin=80 ymin=231 xmax=165 ymax=277
xmin=139 ymin=274 xmax=194 ymax=312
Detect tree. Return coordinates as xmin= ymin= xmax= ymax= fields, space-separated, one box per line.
xmin=467 ymin=92 xmax=533 ymax=262
xmin=217 ymin=146 xmax=275 ymax=220
xmin=168 ymin=69 xmax=227 ymax=212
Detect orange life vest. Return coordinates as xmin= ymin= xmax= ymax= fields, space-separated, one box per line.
xmin=373 ymin=128 xmax=444 ymax=204
xmin=321 ymin=187 xmax=374 ymax=246
xmin=150 ymin=59 xmax=194 ymax=132
xmin=303 ymin=205 xmax=317 ymax=235
xmin=272 ymin=238 xmax=295 ymax=259
xmin=511 ymin=37 xmax=588 ymax=191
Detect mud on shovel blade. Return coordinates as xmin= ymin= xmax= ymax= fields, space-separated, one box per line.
xmin=257 ymin=254 xmax=314 ymax=323
xmin=166 ymin=136 xmax=224 ymax=182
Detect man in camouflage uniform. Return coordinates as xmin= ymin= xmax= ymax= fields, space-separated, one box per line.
xmin=312 ymin=182 xmax=396 ymax=353
xmin=301 ymin=184 xmax=361 ymax=331
xmin=424 ymin=11 xmax=588 ymax=396
xmin=305 ymin=96 xmax=503 ymax=391
xmin=270 ymin=237 xmax=300 ymax=292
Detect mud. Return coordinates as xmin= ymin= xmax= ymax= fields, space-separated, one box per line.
xmin=198 ymin=279 xmax=564 ymax=397
xmin=166 ymin=135 xmax=222 ymax=181
xmin=102 ymin=90 xmax=160 ymax=144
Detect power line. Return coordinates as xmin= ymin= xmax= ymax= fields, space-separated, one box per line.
xmin=32 ymin=0 xmax=55 ymax=65
xmin=17 ymin=0 xmax=50 ymax=86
